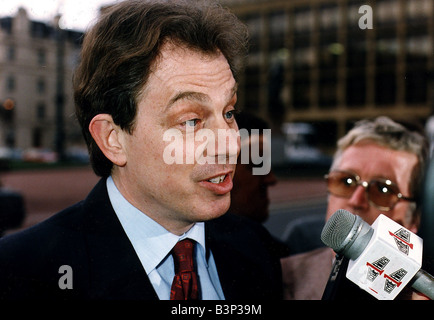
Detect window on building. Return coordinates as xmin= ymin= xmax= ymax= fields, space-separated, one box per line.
xmin=375 ymin=21 xmax=398 ymax=106
xmin=319 ymin=4 xmax=340 ymax=31
xmin=7 ymin=45 xmax=15 ymax=61
xmin=243 ymin=65 xmax=261 ymax=111
xmin=36 ymin=78 xmax=46 ymax=94
xmin=376 ymin=37 xmax=398 ymax=67
xmin=375 ymin=69 xmax=396 ymax=106
xmin=268 ymin=62 xmax=285 ymax=118
xmin=407 ymin=0 xmax=432 ymax=21
xmin=405 ymin=35 xmax=430 ymax=104
xmin=292 ymin=73 xmax=310 ymax=109
xmin=377 ymin=0 xmax=399 ymax=26
xmin=32 ymin=127 xmax=43 ymax=148
xmin=294 ymin=7 xmax=314 ymax=34
xmin=346 ymin=36 xmax=367 ymax=68
xmin=269 ymin=11 xmax=287 ymax=53
xmin=346 ymin=14 xmax=368 ymax=107
xmin=293 ymin=47 xmax=315 ymax=70
xmin=244 ymin=14 xmax=262 ymax=54
xmin=405 ymin=69 xmax=428 ymax=104
xmin=319 ymin=43 xmax=341 ymax=69
xmin=37 ymin=48 xmax=46 ymax=66
xmin=346 ymin=70 xmax=367 ymax=107
xmin=36 ymin=103 xmax=46 ymax=120
xmin=6 ymin=76 xmax=15 ymax=92
xmin=406 ymin=36 xmax=430 ymax=62
xmin=319 ymin=72 xmax=337 ymax=108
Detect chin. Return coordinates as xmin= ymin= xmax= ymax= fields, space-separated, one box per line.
xmin=198 ymin=195 xmax=231 ymax=221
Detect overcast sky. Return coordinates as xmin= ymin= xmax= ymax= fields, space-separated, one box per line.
xmin=0 ymin=0 xmax=122 ymax=31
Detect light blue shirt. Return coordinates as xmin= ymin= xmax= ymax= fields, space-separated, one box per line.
xmin=106 ymin=176 xmax=225 ymax=300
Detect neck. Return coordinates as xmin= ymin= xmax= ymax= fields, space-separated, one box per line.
xmin=110 ymin=173 xmax=195 ymax=236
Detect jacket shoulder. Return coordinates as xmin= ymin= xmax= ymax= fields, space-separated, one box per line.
xmin=281 ymin=247 xmax=332 ymax=300
xmin=0 ymin=200 xmax=88 ymax=299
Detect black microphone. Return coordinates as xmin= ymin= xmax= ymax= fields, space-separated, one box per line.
xmin=321 ymin=209 xmax=434 ymax=300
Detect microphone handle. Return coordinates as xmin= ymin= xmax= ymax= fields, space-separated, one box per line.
xmin=410 ymin=269 xmax=434 ymax=300
xmin=321 ymin=255 xmax=345 ymax=300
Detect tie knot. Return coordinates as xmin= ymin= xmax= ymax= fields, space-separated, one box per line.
xmin=172 ymin=239 xmax=195 ymax=273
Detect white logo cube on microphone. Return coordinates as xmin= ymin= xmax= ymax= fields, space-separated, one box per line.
xmin=346 ymin=214 xmax=423 ymax=300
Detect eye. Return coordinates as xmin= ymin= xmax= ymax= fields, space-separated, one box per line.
xmin=184 ymin=119 xmax=200 ymax=128
xmin=381 ymin=186 xmax=391 ymax=194
xmin=343 ymin=176 xmax=356 ymax=187
xmin=179 ymin=117 xmax=202 ymax=131
xmin=224 ymin=109 xmax=237 ymax=122
xmin=375 ymin=181 xmax=394 ymax=195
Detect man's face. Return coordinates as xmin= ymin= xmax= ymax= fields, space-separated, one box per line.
xmin=113 ymin=43 xmax=239 ymax=235
xmin=326 ymin=141 xmax=418 ymax=232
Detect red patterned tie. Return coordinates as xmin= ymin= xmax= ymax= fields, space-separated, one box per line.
xmin=170 ymin=239 xmax=199 ymax=300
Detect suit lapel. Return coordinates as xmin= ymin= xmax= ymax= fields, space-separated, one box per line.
xmin=206 ymin=216 xmax=263 ymax=300
xmin=82 ymin=179 xmax=159 ymax=300
xmin=206 ymin=235 xmax=246 ymax=299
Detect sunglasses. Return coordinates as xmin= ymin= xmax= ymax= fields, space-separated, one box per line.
xmin=324 ymin=170 xmax=414 ymax=211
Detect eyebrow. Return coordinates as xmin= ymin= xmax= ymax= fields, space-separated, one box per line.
xmin=167 ymin=91 xmax=210 ymax=109
xmin=166 ymin=83 xmax=238 ymax=111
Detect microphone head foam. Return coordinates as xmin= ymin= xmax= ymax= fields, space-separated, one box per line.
xmin=321 ymin=209 xmax=357 ymax=252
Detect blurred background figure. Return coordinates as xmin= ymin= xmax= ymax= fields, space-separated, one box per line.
xmin=229 ymin=112 xmax=277 ymax=224
xmin=229 ymin=112 xmax=290 ymax=258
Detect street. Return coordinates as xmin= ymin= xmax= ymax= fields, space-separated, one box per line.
xmin=0 ymin=166 xmax=328 ymax=240
xmin=1 ymin=166 xmax=99 ymax=233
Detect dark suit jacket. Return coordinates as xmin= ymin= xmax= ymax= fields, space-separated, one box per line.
xmin=0 ymin=178 xmax=282 ymax=300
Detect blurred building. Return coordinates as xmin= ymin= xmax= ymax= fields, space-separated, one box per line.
xmin=1 ymin=2 xmax=432 ymax=157
xmin=0 ymin=8 xmax=83 ymax=158
xmin=221 ymin=0 xmax=433 ymax=149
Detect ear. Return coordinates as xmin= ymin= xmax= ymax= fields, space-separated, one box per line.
xmin=89 ymin=114 xmax=127 ymax=167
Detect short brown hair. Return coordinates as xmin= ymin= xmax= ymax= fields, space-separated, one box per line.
xmin=73 ymin=0 xmax=249 ymax=177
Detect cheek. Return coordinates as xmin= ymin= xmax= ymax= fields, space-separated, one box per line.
xmin=384 ymin=203 xmax=412 ymax=228
xmin=142 ymin=128 xmax=168 ymax=160
xmin=326 ymin=195 xmax=346 ymax=218
xmin=126 ymin=129 xmax=168 ymax=178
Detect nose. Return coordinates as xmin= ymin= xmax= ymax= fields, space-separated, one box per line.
xmin=202 ymin=121 xmax=240 ymax=165
xmin=347 ymin=185 xmax=369 ymax=211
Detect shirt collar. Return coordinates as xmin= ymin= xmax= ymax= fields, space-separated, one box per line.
xmin=106 ymin=176 xmax=206 ymax=275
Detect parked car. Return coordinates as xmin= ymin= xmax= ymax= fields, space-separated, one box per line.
xmin=22 ymin=148 xmax=58 ymax=163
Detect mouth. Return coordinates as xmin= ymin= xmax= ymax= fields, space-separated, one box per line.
xmin=199 ymin=172 xmax=233 ymax=195
xmin=207 ymin=174 xmax=227 ymax=184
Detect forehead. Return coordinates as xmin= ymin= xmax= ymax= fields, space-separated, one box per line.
xmin=136 ymin=42 xmax=237 ymax=115
xmin=150 ymin=42 xmax=235 ymax=88
xmin=338 ymin=142 xmax=418 ymax=189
